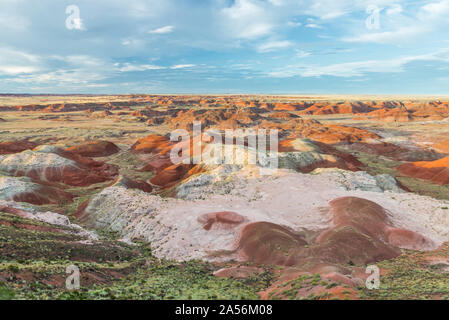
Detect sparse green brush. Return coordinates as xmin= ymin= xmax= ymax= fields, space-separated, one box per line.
xmin=0 ymin=283 xmax=15 ymax=300
xmin=359 ymin=253 xmax=449 ymax=300
xmin=6 ymin=259 xmax=261 ymax=300
xmin=0 ymin=211 xmax=263 ymax=300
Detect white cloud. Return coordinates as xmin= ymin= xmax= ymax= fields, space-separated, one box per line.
xmin=295 ymin=50 xmax=311 ymax=58
xmin=0 ymin=13 xmax=29 ymax=31
xmin=305 ymin=23 xmax=323 ymax=29
xmin=298 ymin=0 xmax=401 ymax=20
xmin=11 ymin=69 xmax=107 ymax=85
xmin=268 ymin=0 xmax=284 ymax=5
xmin=170 ymin=64 xmax=195 ymax=69
xmin=343 ymin=26 xmax=426 ymax=44
xmin=118 ymin=63 xmax=165 ymax=72
xmin=386 ymin=4 xmax=402 ymax=15
xmin=0 ymin=48 xmax=40 ymax=75
xmin=419 ymin=0 xmax=449 ymax=19
xmin=344 ymin=1 xmax=449 ymax=44
xmin=0 ymin=66 xmax=37 ymax=75
xmin=257 ymin=40 xmax=292 ymax=52
xmin=148 ymin=25 xmax=174 ymax=34
xmin=267 ymin=49 xmax=449 ymax=78
xmin=8 ymin=53 xmax=113 ymax=86
xmin=121 ymin=38 xmax=145 ymax=46
xmin=221 ymin=0 xmax=274 ymax=39
xmin=287 ymin=21 xmax=302 ymax=27
xmin=53 ymin=55 xmax=104 ymax=67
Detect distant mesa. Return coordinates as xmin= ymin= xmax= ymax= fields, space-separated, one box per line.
xmin=298 ymin=101 xmax=377 ymax=115
xmin=354 ymin=101 xmax=449 ymax=122
xmin=267 ymin=111 xmax=299 ymax=119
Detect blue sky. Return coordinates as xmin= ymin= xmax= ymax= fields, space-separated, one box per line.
xmin=1 ymin=0 xmax=449 ymax=94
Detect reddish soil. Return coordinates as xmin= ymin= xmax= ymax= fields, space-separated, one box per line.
xmin=0 ymin=140 xmax=39 ymax=155
xmin=66 ymin=140 xmax=120 ymax=157
xmin=397 ymin=156 xmax=449 ymax=185
xmin=433 ymin=139 xmax=449 ymax=153
xmin=198 ymin=211 xmax=246 ymax=231
xmin=12 ymin=185 xmax=73 ymax=205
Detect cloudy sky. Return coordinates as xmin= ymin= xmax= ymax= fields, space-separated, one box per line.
xmin=1 ymin=0 xmax=449 ymax=94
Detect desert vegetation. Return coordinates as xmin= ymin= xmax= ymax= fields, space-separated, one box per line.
xmin=1 ymin=94 xmax=449 ymax=300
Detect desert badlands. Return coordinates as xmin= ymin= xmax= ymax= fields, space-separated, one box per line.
xmin=1 ymin=94 xmax=449 ymax=300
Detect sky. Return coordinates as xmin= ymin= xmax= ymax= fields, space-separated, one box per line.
xmin=1 ymin=0 xmax=449 ymax=94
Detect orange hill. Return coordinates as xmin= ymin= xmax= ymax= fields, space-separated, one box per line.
xmin=397 ymin=156 xmax=449 ymax=185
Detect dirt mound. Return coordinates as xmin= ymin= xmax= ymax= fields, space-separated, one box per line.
xmin=299 ymin=101 xmax=376 ymax=115
xmin=130 ymin=109 xmax=167 ymax=118
xmin=213 ymin=266 xmax=263 ymax=279
xmin=149 ymin=163 xmax=195 ymax=188
xmin=0 ymin=176 xmax=73 ymax=205
xmin=397 ymin=156 xmax=449 ymax=185
xmin=284 ymin=120 xmax=379 ymax=144
xmin=411 ymin=102 xmax=449 ymax=120
xmin=110 ymin=176 xmax=153 ymax=193
xmin=66 ymin=140 xmax=120 ymax=157
xmin=7 ymin=100 xmax=141 ymax=113
xmin=273 ymin=103 xmax=305 ymax=111
xmin=165 ymin=109 xmax=228 ymax=129
xmin=164 ymin=109 xmax=262 ymax=130
xmin=259 ymin=270 xmax=360 ymax=300
xmin=0 ymin=140 xmax=39 ymax=155
xmin=132 ymin=134 xmax=212 ymax=188
xmin=356 ymin=102 xmax=449 ymax=122
xmin=140 ymin=157 xmax=173 ymax=173
xmin=130 ymin=135 xmax=173 ymax=154
xmin=278 ymin=138 xmax=362 ymax=172
xmin=258 ymin=118 xmax=379 ymax=144
xmin=236 ymin=197 xmax=433 ymax=268
xmin=237 ymin=222 xmax=308 ymax=266
xmin=355 ymin=108 xmax=413 ymax=122
xmin=303 ymin=124 xmax=379 ymax=144
xmin=0 ymin=146 xmax=118 ymax=187
xmin=198 ymin=211 xmax=246 ymax=231
xmin=316 ymin=197 xmax=434 ymax=257
xmin=266 ymin=112 xmax=299 ymax=119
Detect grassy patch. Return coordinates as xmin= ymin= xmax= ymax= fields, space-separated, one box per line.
xmin=359 ymin=252 xmax=449 ymax=300
xmin=0 ymin=212 xmax=263 ymax=300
